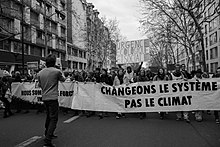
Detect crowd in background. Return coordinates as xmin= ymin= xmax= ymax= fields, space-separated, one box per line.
xmin=0 ymin=63 xmax=220 ymax=124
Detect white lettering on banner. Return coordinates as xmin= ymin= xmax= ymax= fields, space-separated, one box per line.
xmin=11 ymin=78 xmax=220 ymax=112
xmin=116 ymin=39 xmax=150 ymax=64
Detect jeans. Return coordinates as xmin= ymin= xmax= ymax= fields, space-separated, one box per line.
xmin=44 ymin=100 xmax=59 ymax=143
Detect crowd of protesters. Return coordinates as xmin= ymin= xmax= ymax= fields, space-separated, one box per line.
xmin=0 ymin=63 xmax=220 ymax=124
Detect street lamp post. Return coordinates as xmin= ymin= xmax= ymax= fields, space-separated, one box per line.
xmin=21 ymin=0 xmax=25 ymax=75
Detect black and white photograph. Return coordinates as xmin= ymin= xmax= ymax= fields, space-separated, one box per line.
xmin=0 ymin=0 xmax=220 ymax=147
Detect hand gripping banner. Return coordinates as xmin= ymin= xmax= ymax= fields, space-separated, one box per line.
xmin=12 ymin=78 xmax=220 ymax=112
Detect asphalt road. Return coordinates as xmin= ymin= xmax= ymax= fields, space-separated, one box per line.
xmin=0 ymin=110 xmax=220 ymax=147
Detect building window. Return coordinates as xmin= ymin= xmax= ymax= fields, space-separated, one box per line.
xmin=205 ymin=37 xmax=208 ymax=47
xmin=37 ymin=30 xmax=44 ymax=39
xmin=206 ymin=64 xmax=209 ymax=72
xmin=206 ymin=50 xmax=209 ymax=60
xmin=79 ymin=62 xmax=83 ymax=69
xmin=30 ymin=10 xmax=39 ymax=22
xmin=51 ymin=21 xmax=57 ymax=34
xmin=61 ymin=53 xmax=65 ymax=60
xmin=73 ymin=61 xmax=78 ymax=69
xmin=72 ymin=49 xmax=78 ymax=56
xmin=14 ymin=42 xmax=21 ymax=53
xmin=67 ymin=46 xmax=71 ymax=55
xmin=84 ymin=63 xmax=86 ymax=69
xmin=61 ymin=26 xmax=65 ymax=35
xmin=14 ymin=42 xmax=28 ymax=54
xmin=0 ymin=40 xmax=10 ymax=51
xmin=209 ymin=16 xmax=218 ymax=32
xmin=84 ymin=52 xmax=86 ymax=58
xmin=205 ymin=24 xmax=207 ymax=34
xmin=30 ymin=46 xmax=42 ymax=56
xmin=210 ymin=47 xmax=218 ymax=59
xmin=79 ymin=50 xmax=83 ymax=58
xmin=210 ymin=62 xmax=218 ymax=73
xmin=0 ymin=18 xmax=14 ymax=33
xmin=209 ymin=32 xmax=217 ymax=46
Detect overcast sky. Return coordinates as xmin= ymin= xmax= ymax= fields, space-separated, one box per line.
xmin=87 ymin=0 xmax=145 ymax=41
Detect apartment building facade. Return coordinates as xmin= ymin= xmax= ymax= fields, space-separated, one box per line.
xmin=178 ymin=0 xmax=220 ymax=73
xmin=203 ymin=0 xmax=220 ymax=73
xmin=66 ymin=0 xmax=87 ymax=71
xmin=86 ymin=3 xmax=117 ymax=71
xmin=0 ymin=0 xmax=67 ymax=72
xmin=0 ymin=0 xmax=117 ymax=73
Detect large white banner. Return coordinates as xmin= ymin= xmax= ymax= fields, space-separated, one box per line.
xmin=12 ymin=78 xmax=220 ymax=112
xmin=116 ymin=39 xmax=150 ymax=64
xmin=12 ymin=82 xmax=76 ymax=108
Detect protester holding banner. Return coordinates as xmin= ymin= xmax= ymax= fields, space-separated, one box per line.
xmin=153 ymin=68 xmax=170 ymax=119
xmin=145 ymin=69 xmax=155 ymax=81
xmin=113 ymin=68 xmax=126 ymax=119
xmin=180 ymin=64 xmax=191 ymax=79
xmin=137 ymin=69 xmax=149 ymax=119
xmin=212 ymin=67 xmax=220 ymax=124
xmin=192 ymin=69 xmax=203 ymax=122
xmin=92 ymin=68 xmax=101 ymax=83
xmin=171 ymin=64 xmax=190 ymax=123
xmin=99 ymin=68 xmax=113 ymax=119
xmin=37 ymin=54 xmax=65 ymax=147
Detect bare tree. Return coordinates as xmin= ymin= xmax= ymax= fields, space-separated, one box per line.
xmin=139 ymin=0 xmax=220 ymax=71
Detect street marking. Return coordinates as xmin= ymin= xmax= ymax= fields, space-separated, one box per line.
xmin=63 ymin=115 xmax=80 ymax=123
xmin=15 ymin=136 xmax=42 ymax=147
